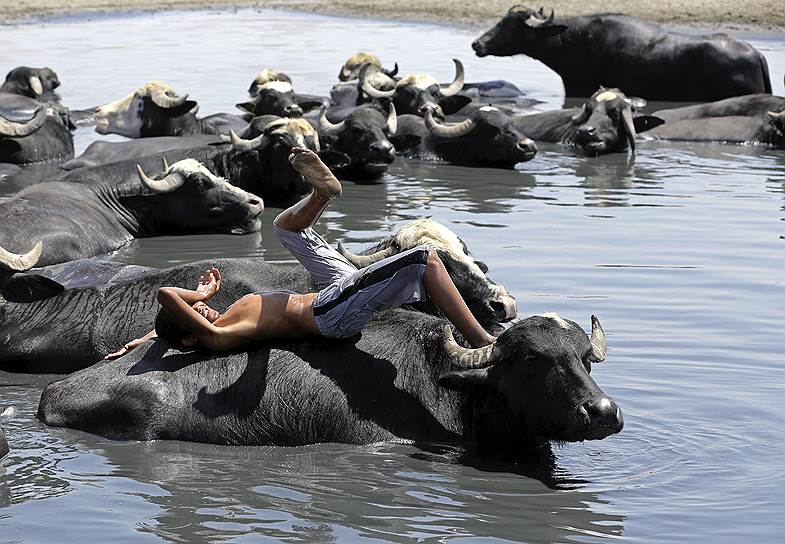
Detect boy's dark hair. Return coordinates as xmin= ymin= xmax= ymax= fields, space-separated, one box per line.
xmin=154 ymin=308 xmax=191 ymax=346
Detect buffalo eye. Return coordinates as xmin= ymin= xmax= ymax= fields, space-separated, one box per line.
xmin=474 ymin=260 xmax=489 ymax=273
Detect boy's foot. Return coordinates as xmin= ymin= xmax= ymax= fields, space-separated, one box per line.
xmin=288 ymin=146 xmax=342 ymax=198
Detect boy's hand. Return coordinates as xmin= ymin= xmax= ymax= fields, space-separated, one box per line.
xmin=104 ymin=336 xmax=147 ymax=360
xmin=196 ymin=267 xmax=221 ymax=300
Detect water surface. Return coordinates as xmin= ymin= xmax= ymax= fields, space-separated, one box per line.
xmin=1 ymin=9 xmax=785 ymax=543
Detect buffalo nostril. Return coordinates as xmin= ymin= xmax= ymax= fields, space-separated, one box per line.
xmin=517 ymin=138 xmax=537 ymax=153
xmin=583 ymin=398 xmax=621 ymax=427
xmin=580 ymin=126 xmax=596 ymax=135
xmin=285 ymin=105 xmax=303 ymax=117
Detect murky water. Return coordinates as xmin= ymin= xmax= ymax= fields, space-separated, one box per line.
xmin=2 ymin=8 xmax=785 ymax=543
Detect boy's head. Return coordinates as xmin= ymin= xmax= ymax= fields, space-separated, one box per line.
xmin=155 ymin=301 xmax=220 ymax=349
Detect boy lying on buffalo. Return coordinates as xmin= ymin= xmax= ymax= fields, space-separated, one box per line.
xmin=107 ymin=147 xmax=504 ymax=358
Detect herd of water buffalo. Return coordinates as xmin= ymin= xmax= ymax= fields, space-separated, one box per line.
xmin=2 ymin=5 xmax=784 ymax=458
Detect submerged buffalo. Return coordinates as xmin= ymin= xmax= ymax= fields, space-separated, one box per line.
xmin=94 ymin=81 xmax=220 ymax=138
xmin=643 ymin=109 xmax=785 ymax=148
xmin=338 ymin=52 xmax=398 ymax=84
xmin=239 ymin=71 xmax=325 ymax=118
xmin=1 ymin=220 xmax=516 ymax=372
xmin=62 ymin=135 xmax=223 ymax=170
xmin=511 ymin=88 xmax=663 ymax=155
xmin=390 ymin=106 xmax=537 ymax=167
xmin=0 ymin=92 xmax=74 ymax=164
xmin=2 ymin=66 xmax=60 ymax=102
xmin=318 ymin=103 xmax=398 ymax=180
xmin=359 ymin=59 xmax=468 ymax=117
xmin=0 ymin=159 xmax=263 ymax=267
xmin=37 ymin=311 xmax=621 ymax=449
xmin=472 ymin=5 xmax=772 ymax=101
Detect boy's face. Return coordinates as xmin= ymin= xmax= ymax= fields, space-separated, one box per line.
xmin=192 ymin=301 xmax=220 ymax=323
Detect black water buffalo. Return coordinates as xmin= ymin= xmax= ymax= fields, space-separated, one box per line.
xmin=247 ymin=68 xmax=292 ymax=97
xmin=1 ymin=219 xmax=516 ymax=372
xmin=0 ymin=92 xmax=74 ymax=164
xmin=511 ymin=88 xmax=663 ymax=155
xmin=389 ymin=106 xmax=537 ymax=167
xmin=653 ymin=94 xmax=785 ymax=123
xmin=317 ymin=103 xmax=397 ymax=180
xmin=0 ymin=158 xmax=263 ymax=267
xmin=359 ymin=59 xmax=469 ymax=118
xmin=94 ymin=81 xmax=220 ymax=138
xmin=37 ymin=311 xmax=621 ymax=450
xmin=472 ymin=6 xmax=772 ymax=101
xmin=1 ymin=66 xmax=60 ymax=102
xmin=238 ymin=71 xmax=327 ymax=119
xmin=62 ymin=135 xmax=222 ymax=170
xmin=338 ymin=52 xmax=398 ymax=84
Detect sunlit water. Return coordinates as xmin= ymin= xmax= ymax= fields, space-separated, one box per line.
xmin=1 ymin=8 xmax=785 ymax=543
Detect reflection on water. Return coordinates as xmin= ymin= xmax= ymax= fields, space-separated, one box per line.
xmin=1 ymin=8 xmax=785 ymax=544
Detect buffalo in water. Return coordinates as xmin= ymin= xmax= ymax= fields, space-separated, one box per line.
xmin=2 ymin=66 xmax=61 ymax=102
xmin=391 ymin=105 xmax=537 ymax=167
xmin=472 ymin=5 xmax=772 ymax=101
xmin=511 ymin=88 xmax=663 ymax=155
xmin=239 ymin=69 xmax=326 ymax=118
xmin=640 ymin=95 xmax=785 ymax=148
xmin=37 ymin=311 xmax=621 ymax=450
xmin=0 ymin=159 xmax=263 ymax=267
xmin=0 ymin=92 xmax=74 ymax=165
xmin=94 ymin=81 xmax=221 ymax=137
xmin=0 ymin=219 xmax=516 ymax=372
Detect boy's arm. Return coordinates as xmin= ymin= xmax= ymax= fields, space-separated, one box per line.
xmin=157 ymin=287 xmax=221 ymax=338
xmin=105 ymin=329 xmax=157 ymax=360
xmin=163 ymin=267 xmax=222 ymax=306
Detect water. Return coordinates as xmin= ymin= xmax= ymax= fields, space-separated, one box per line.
xmin=1 ymin=8 xmax=785 ymax=543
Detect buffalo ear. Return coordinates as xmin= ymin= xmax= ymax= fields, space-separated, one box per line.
xmin=438 ymin=95 xmax=473 ymax=115
xmin=538 ymin=24 xmax=568 ymax=37
xmin=633 ymin=115 xmax=665 ymax=133
xmin=162 ymin=100 xmax=199 ymax=118
xmin=438 ymin=368 xmax=490 ymax=391
xmin=0 ymin=274 xmax=64 ymax=302
xmin=389 ymin=133 xmax=421 ymax=151
xmin=317 ymin=149 xmax=350 ymax=169
xmin=235 ymin=102 xmax=256 ymax=115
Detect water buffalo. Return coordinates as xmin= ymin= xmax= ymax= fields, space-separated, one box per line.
xmin=0 ymin=158 xmax=263 ymax=267
xmin=0 ymin=219 xmax=516 ymax=373
xmin=318 ymin=103 xmax=398 ymax=180
xmin=1 ymin=66 xmax=60 ymax=102
xmin=62 ymin=135 xmax=223 ymax=170
xmin=359 ymin=59 xmax=469 ymax=118
xmin=511 ymin=88 xmax=663 ymax=155
xmin=94 ymin=81 xmax=220 ymax=138
xmin=37 ymin=311 xmax=621 ymax=450
xmin=652 ymin=94 xmax=785 ymax=123
xmin=472 ymin=6 xmax=772 ymax=101
xmin=0 ymin=92 xmax=74 ymax=165
xmin=338 ymin=52 xmax=398 ymax=84
xmin=389 ymin=106 xmax=537 ymax=167
xmin=247 ymin=68 xmax=292 ymax=97
xmin=238 ymin=73 xmax=327 ymax=118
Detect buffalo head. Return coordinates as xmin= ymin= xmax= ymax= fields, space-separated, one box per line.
xmin=1 ymin=66 xmax=60 ymax=99
xmin=440 ymin=314 xmax=623 ymax=448
xmin=247 ymin=68 xmax=293 ymax=97
xmin=94 ymin=81 xmax=198 ymax=138
xmin=338 ymin=52 xmax=398 ymax=83
xmin=472 ymin=5 xmax=568 ymax=58
xmin=238 ymin=80 xmax=303 ymax=118
xmin=134 ymin=159 xmax=263 ymax=235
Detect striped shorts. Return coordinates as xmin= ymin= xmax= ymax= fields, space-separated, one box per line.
xmin=274 ymin=221 xmax=429 ymax=339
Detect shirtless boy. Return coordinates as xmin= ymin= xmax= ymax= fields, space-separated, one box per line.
xmin=107 ymin=147 xmax=498 ymax=358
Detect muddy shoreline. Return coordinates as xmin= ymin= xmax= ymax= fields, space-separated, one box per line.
xmin=2 ymin=0 xmax=784 ymax=32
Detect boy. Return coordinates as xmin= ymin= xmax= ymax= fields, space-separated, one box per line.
xmin=107 ymin=147 xmax=497 ymax=359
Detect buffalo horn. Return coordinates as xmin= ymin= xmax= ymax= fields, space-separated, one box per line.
xmin=360 ymin=63 xmax=395 ymax=99
xmin=425 ymin=109 xmax=475 ymax=139
xmin=29 ymin=76 xmax=44 ymax=96
xmin=0 ymin=106 xmax=47 ymax=137
xmin=571 ymin=104 xmax=590 ymax=124
xmin=386 ymin=102 xmax=398 ymax=134
xmin=0 ymin=241 xmax=43 ymax=271
xmin=439 ymin=59 xmax=465 ymax=97
xmin=162 ymin=157 xmax=170 ymax=172
xmin=229 ymin=130 xmax=269 ymax=151
xmin=337 ymin=241 xmax=396 ymax=268
xmin=588 ymin=315 xmax=607 ymax=363
xmin=136 ymin=164 xmax=185 ymax=193
xmin=150 ymin=87 xmax=188 ymax=109
xmin=383 ymin=62 xmax=399 ymax=78
xmin=621 ymin=106 xmax=637 ymax=152
xmin=443 ymin=326 xmax=495 ymax=368
xmin=319 ymin=111 xmax=346 ymax=135
xmin=767 ymin=110 xmax=785 ymax=120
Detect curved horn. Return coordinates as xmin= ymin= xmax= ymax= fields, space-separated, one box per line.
xmin=337 ymin=241 xmax=396 ymax=268
xmin=29 ymin=75 xmax=43 ymax=95
xmin=0 ymin=241 xmax=43 ymax=271
xmin=425 ymin=109 xmax=475 ymax=139
xmin=161 ymin=157 xmax=170 ymax=172
xmin=360 ymin=63 xmax=395 ymax=99
xmin=588 ymin=315 xmax=607 ymax=362
xmin=439 ymin=59 xmax=465 ymax=97
xmin=0 ymin=106 xmax=47 ymax=137
xmin=443 ymin=326 xmax=495 ymax=368
xmin=136 ymin=164 xmax=185 ymax=194
xmin=571 ymin=104 xmax=590 ymax=124
xmin=339 ymin=65 xmax=354 ymax=81
xmin=382 ymin=62 xmax=399 ymax=78
xmin=150 ymin=87 xmax=188 ymax=109
xmin=319 ymin=111 xmax=346 ymax=136
xmin=526 ymin=8 xmax=554 ymax=27
xmin=229 ymin=129 xmax=269 ymax=151
xmin=386 ymin=102 xmax=397 ymax=135
xmin=621 ymin=106 xmax=637 ymax=153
